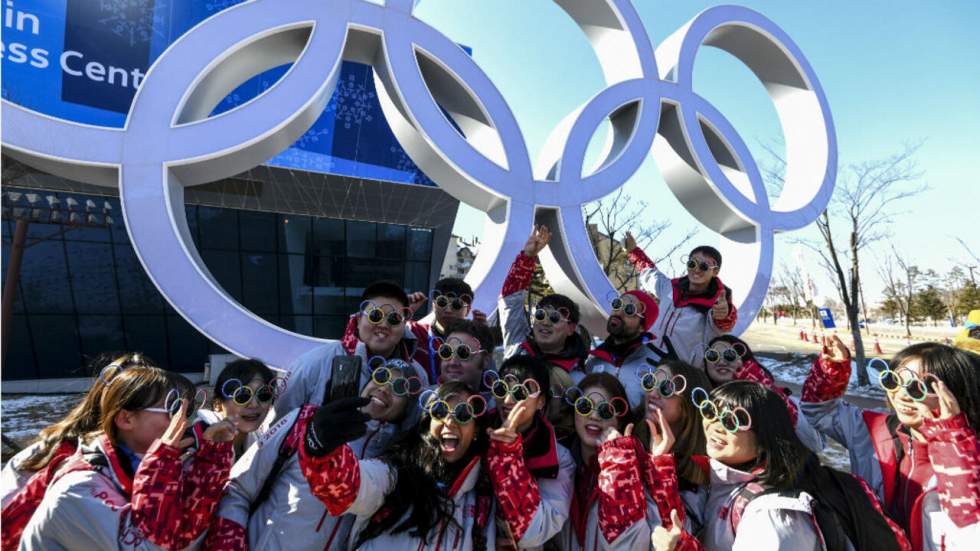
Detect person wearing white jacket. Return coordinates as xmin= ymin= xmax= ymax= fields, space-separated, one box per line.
xmin=203 ymin=356 xmax=424 ymax=550
xmin=623 ymin=233 xmax=737 ymax=368
xmin=299 ymin=382 xmax=500 ymax=550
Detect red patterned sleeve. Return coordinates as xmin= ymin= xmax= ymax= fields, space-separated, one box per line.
xmin=712 ymin=302 xmax=737 ymax=332
xmin=1 ymin=442 xmax=75 ymax=551
xmin=202 ymin=515 xmax=248 ymax=551
xmin=597 ymin=436 xmax=647 ymax=544
xmin=486 ymin=436 xmax=542 ymax=542
xmin=919 ymin=413 xmax=980 ymax=528
xmin=801 ymin=355 xmax=850 ymax=403
xmin=341 ymin=314 xmax=359 ymax=355
xmin=644 ymin=453 xmax=686 ymax=530
xmin=298 ymin=442 xmax=361 ymax=516
xmin=735 ymin=360 xmax=798 ymax=425
xmin=500 ymin=252 xmax=537 ymax=297
xmin=131 ymin=438 xmax=234 ymax=550
xmin=627 ymin=247 xmax=656 ymax=272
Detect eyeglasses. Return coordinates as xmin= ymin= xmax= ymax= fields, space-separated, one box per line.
xmin=360 ymin=301 xmax=410 ymax=326
xmin=532 ymin=306 xmax=570 ymax=324
xmin=97 ymin=361 xmax=126 ymax=385
xmin=432 ymin=291 xmax=472 ymax=311
xmin=684 ymin=256 xmax=718 ymax=273
xmin=704 ymin=343 xmax=747 ymax=364
xmin=420 ymin=390 xmax=487 ymax=424
xmin=371 ymin=365 xmax=424 ymax=397
xmin=610 ymin=296 xmax=644 ymax=317
xmin=485 ymin=371 xmax=542 ymax=402
xmin=875 ymin=362 xmax=935 ymax=402
xmin=436 ymin=339 xmax=483 ymax=361
xmin=691 ymin=387 xmax=752 ymax=433
xmin=564 ymin=388 xmax=628 ymax=420
xmin=220 ymin=377 xmax=285 ymax=406
xmin=143 ymin=388 xmax=208 ymax=418
xmin=639 ymin=368 xmax=687 ymax=398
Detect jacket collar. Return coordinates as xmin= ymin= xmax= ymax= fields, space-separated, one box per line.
xmin=520 ymin=336 xmax=586 ymax=372
xmin=89 ymin=435 xmax=134 ymax=497
xmin=589 ymin=333 xmax=653 ymax=366
xmin=521 ymin=414 xmax=561 ymax=478
xmin=671 ymin=276 xmax=728 ymax=311
xmin=447 ymin=455 xmax=482 ymax=499
xmin=708 ymin=457 xmax=759 ymax=487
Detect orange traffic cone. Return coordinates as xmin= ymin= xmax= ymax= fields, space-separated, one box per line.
xmin=800 ymin=330 xmax=806 ymax=341
xmin=874 ymin=338 xmax=883 ymax=355
xmin=810 ymin=332 xmax=818 ymax=343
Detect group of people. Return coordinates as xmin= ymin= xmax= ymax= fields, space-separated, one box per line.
xmin=1 ymin=226 xmax=978 ymax=551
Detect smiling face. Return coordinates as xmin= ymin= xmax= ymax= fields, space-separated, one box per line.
xmin=573 ymin=385 xmax=621 ymax=449
xmin=705 ymin=341 xmax=743 ymax=385
xmin=428 ymin=393 xmax=478 ymax=463
xmin=886 ymin=357 xmax=939 ymax=429
xmin=531 ymin=308 xmax=575 ymax=352
xmin=702 ymin=413 xmax=758 ymax=466
xmin=687 ymin=252 xmax=719 ymax=288
xmin=359 ymin=368 xmax=411 ymax=423
xmin=218 ymin=376 xmax=274 ymax=433
xmin=438 ymin=332 xmax=487 ymax=390
xmin=433 ymin=293 xmax=470 ymax=326
xmin=606 ymin=293 xmax=645 ymax=341
xmin=357 ymin=296 xmax=408 ymax=357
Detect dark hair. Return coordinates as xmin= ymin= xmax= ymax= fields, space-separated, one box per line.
xmin=689 ymin=245 xmax=722 ymax=268
xmin=576 ymin=373 xmax=633 ymax=433
xmin=539 ymin=294 xmax=581 ymax=324
xmin=442 ymin=318 xmax=494 ymax=355
xmin=891 ymin=343 xmax=980 ymax=433
xmin=361 ymin=280 xmax=409 ymax=308
xmin=212 ymin=358 xmax=276 ymax=407
xmin=705 ymin=335 xmax=775 ymax=384
xmin=355 ymin=382 xmax=490 ymax=550
xmin=497 ymin=355 xmax=551 ymax=402
xmin=434 ymin=277 xmax=473 ymax=299
xmin=21 ymin=352 xmax=157 ymax=472
xmin=634 ymin=360 xmax=710 ymax=486
xmin=709 ymin=381 xmax=807 ymax=490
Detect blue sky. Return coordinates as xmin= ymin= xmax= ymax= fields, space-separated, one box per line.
xmin=413 ymin=0 xmax=980 ymax=303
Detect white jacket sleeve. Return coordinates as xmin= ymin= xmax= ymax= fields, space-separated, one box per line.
xmin=732 ymin=494 xmax=822 ymax=551
xmin=1 ymin=443 xmax=40 ymax=508
xmin=516 ymin=445 xmax=576 ymax=548
xmin=799 ymin=398 xmax=884 ymax=500
xmin=500 ymin=290 xmax=531 ymax=354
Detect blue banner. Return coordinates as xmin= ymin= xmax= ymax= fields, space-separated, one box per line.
xmin=818 ymin=307 xmax=836 ymax=329
xmin=1 ymin=0 xmax=433 ymax=185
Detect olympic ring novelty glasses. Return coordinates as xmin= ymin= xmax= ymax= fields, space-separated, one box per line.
xmin=359 ymin=301 xmax=410 ymax=326
xmin=704 ymin=342 xmax=747 ymax=364
xmin=220 ymin=377 xmax=286 ymax=406
xmin=483 ymin=371 xmax=542 ymax=402
xmin=683 ymin=256 xmax=718 ymax=273
xmin=434 ymin=338 xmax=485 ymax=362
xmin=419 ymin=390 xmax=487 ymax=424
xmin=638 ymin=368 xmax=687 ymax=398
xmin=531 ymin=305 xmax=571 ymax=324
xmin=691 ymin=387 xmax=752 ymax=433
xmin=368 ymin=358 xmax=423 ymax=397
xmin=871 ymin=359 xmax=935 ymax=402
xmin=143 ymin=388 xmax=209 ymax=418
xmin=563 ymin=388 xmax=629 ymax=420
xmin=432 ymin=290 xmax=472 ymax=311
xmin=610 ymin=296 xmax=645 ymax=317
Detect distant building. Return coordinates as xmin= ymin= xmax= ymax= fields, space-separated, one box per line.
xmin=439 ymin=235 xmax=479 ymax=280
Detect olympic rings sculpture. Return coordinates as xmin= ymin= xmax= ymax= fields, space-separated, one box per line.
xmin=0 ymin=0 xmax=835 ymax=370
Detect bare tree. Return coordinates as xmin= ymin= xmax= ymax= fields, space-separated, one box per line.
xmin=794 ymin=144 xmax=927 ymax=385
xmin=583 ymin=189 xmax=696 ymax=292
xmin=879 ymin=246 xmax=919 ymax=338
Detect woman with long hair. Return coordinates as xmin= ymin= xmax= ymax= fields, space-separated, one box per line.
xmin=702 ymin=334 xmax=825 ymax=452
xmin=17 ymin=365 xmax=237 ymax=550
xmin=801 ymin=339 xmax=980 ymax=550
xmin=298 ymin=382 xmax=500 ymax=549
xmin=557 ymin=373 xmax=657 ymax=550
xmin=648 ymin=381 xmax=909 ymax=551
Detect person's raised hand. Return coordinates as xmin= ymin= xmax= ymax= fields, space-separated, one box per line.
xmin=523 ymin=225 xmax=551 ymax=257
xmin=711 ymin=296 xmax=729 ymax=320
xmin=304 ymin=397 xmax=372 ymax=457
xmin=914 ymin=378 xmax=961 ymax=422
xmin=651 ymin=510 xmax=683 ymax=551
xmin=598 ymin=422 xmax=633 ymax=447
xmin=646 ymin=409 xmax=675 ymax=456
xmin=202 ymin=415 xmax=239 ymax=443
xmin=160 ymin=399 xmax=194 ymax=450
xmin=821 ymin=334 xmax=851 ymax=364
xmin=488 ymin=402 xmax=527 ymax=444
xmin=407 ymin=292 xmax=428 ymax=316
xmin=471 ymin=309 xmax=488 ymax=326
xmin=624 ymin=231 xmax=637 ymax=252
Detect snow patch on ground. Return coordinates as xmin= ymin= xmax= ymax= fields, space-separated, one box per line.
xmin=756 ymin=355 xmax=887 ymax=400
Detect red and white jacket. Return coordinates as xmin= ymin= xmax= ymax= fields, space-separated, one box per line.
xmin=800 ymin=356 xmax=980 ymax=550
xmin=1 ymin=440 xmax=77 ymax=550
xmin=298 ymin=442 xmax=496 ymax=550
xmin=627 ymin=247 xmax=736 ymax=367
xmin=485 ymin=415 xmax=576 ymax=549
xmin=18 ymin=434 xmax=232 ymax=550
xmin=558 ymin=436 xmax=659 ymax=551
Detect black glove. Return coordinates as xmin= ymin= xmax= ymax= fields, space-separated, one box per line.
xmin=645 ymin=335 xmax=679 ymax=364
xmin=304 ymin=396 xmax=372 ymax=457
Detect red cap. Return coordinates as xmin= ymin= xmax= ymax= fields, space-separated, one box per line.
xmin=624 ymin=290 xmax=659 ymax=332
